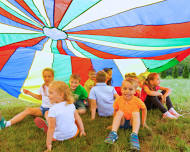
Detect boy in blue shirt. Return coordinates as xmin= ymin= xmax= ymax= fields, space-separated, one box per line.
xmin=89 ymin=71 xmax=118 ymax=120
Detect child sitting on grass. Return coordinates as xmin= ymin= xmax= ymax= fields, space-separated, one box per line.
xmin=104 ymin=78 xmax=148 ymax=151
xmin=0 ymin=68 xmax=54 ymax=129
xmin=115 ymin=72 xmax=140 ymax=98
xmin=89 ymin=71 xmax=118 ymax=120
xmin=35 ymin=81 xmax=86 ymax=152
xmin=69 ymin=74 xmax=88 ymax=114
xmin=141 ymin=73 xmax=181 ymax=119
xmin=84 ymin=69 xmax=96 ymax=95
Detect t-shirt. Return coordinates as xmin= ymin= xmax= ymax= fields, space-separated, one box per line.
xmin=72 ymin=85 xmax=88 ymax=101
xmin=48 ymin=102 xmax=78 ymax=141
xmin=84 ymin=79 xmax=95 ymax=95
xmin=38 ymin=85 xmax=52 ymax=108
xmin=113 ymin=96 xmax=146 ymax=120
xmin=141 ymin=85 xmax=160 ymax=102
xmin=89 ymin=83 xmax=117 ymax=116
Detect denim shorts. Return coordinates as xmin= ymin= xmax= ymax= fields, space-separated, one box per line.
xmin=120 ymin=119 xmax=132 ymax=129
xmin=74 ymin=100 xmax=87 ymax=110
xmin=40 ymin=106 xmax=50 ymax=116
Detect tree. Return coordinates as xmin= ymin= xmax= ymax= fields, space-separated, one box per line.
xmin=172 ymin=66 xmax=178 ymax=79
xmin=182 ymin=65 xmax=189 ymax=78
xmin=160 ymin=70 xmax=167 ymax=79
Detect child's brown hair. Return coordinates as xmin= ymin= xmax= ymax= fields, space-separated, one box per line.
xmin=144 ymin=73 xmax=159 ymax=90
xmin=42 ymin=68 xmax=54 ymax=76
xmin=49 ymin=81 xmax=74 ymax=104
xmin=70 ymin=74 xmax=81 ymax=82
xmin=96 ymin=71 xmax=106 ymax=83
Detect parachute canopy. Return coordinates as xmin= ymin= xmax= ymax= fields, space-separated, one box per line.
xmin=0 ymin=0 xmax=190 ymax=102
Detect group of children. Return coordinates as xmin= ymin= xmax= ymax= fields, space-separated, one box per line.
xmin=0 ymin=67 xmax=181 ymax=151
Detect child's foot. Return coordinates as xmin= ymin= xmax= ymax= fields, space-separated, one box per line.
xmin=130 ymin=132 xmax=140 ymax=151
xmin=34 ymin=117 xmax=48 ymax=133
xmin=169 ymin=108 xmax=182 ymax=118
xmin=163 ymin=111 xmax=177 ymax=119
xmin=104 ymin=131 xmax=118 ymax=144
xmin=0 ymin=117 xmax=7 ymax=130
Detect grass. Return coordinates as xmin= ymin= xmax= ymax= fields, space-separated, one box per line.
xmin=0 ymin=79 xmax=190 ymax=152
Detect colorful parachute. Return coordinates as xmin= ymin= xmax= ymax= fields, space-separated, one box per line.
xmin=0 ymin=0 xmax=190 ymax=102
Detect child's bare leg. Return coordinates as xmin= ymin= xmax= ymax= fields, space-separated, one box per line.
xmin=10 ymin=107 xmax=42 ymax=125
xmin=107 ymin=116 xmax=125 ymax=130
xmin=44 ymin=111 xmax=49 ymax=122
xmin=112 ymin=110 xmax=124 ymax=132
xmin=77 ymin=109 xmax=86 ymax=115
xmin=131 ymin=112 xmax=140 ymax=134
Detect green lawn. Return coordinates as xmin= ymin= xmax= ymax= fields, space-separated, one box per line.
xmin=0 ymin=79 xmax=190 ymax=152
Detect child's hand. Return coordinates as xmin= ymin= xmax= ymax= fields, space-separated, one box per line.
xmin=23 ymin=89 xmax=30 ymax=95
xmin=143 ymin=123 xmax=152 ymax=131
xmin=91 ymin=117 xmax=95 ymax=120
xmin=106 ymin=125 xmax=112 ymax=130
xmin=80 ymin=130 xmax=86 ymax=137
xmin=44 ymin=144 xmax=52 ymax=152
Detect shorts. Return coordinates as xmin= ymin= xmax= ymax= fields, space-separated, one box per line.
xmin=74 ymin=100 xmax=87 ymax=110
xmin=40 ymin=106 xmax=50 ymax=116
xmin=120 ymin=119 xmax=132 ymax=130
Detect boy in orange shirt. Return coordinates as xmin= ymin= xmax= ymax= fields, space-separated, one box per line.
xmin=104 ymin=78 xmax=148 ymax=151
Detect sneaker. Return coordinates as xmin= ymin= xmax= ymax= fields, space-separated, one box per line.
xmin=130 ymin=132 xmax=140 ymax=151
xmin=163 ymin=111 xmax=177 ymax=119
xmin=169 ymin=108 xmax=182 ymax=118
xmin=104 ymin=131 xmax=118 ymax=144
xmin=34 ymin=117 xmax=48 ymax=133
xmin=0 ymin=117 xmax=6 ymax=130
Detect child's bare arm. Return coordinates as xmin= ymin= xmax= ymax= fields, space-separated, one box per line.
xmin=23 ymin=89 xmax=42 ymax=100
xmin=74 ymin=111 xmax=86 ymax=136
xmin=144 ymin=86 xmax=162 ymax=96
xmin=46 ymin=117 xmax=56 ymax=151
xmin=89 ymin=99 xmax=97 ymax=120
xmin=159 ymin=86 xmax=171 ymax=97
xmin=114 ymin=93 xmax=119 ymax=99
xmin=141 ymin=108 xmax=147 ymax=127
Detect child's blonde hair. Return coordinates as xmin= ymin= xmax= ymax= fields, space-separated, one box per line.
xmin=49 ymin=81 xmax=74 ymax=104
xmin=125 ymin=72 xmax=137 ymax=79
xmin=70 ymin=74 xmax=81 ymax=82
xmin=123 ymin=78 xmax=139 ymax=89
xmin=42 ymin=68 xmax=54 ymax=76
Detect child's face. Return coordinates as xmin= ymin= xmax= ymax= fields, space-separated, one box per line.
xmin=121 ymin=81 xmax=136 ymax=101
xmin=43 ymin=71 xmax=54 ymax=86
xmin=48 ymin=87 xmax=63 ymax=104
xmin=106 ymin=70 xmax=112 ymax=80
xmin=89 ymin=72 xmax=96 ymax=81
xmin=69 ymin=78 xmax=80 ymax=91
xmin=151 ymin=75 xmax=160 ymax=86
